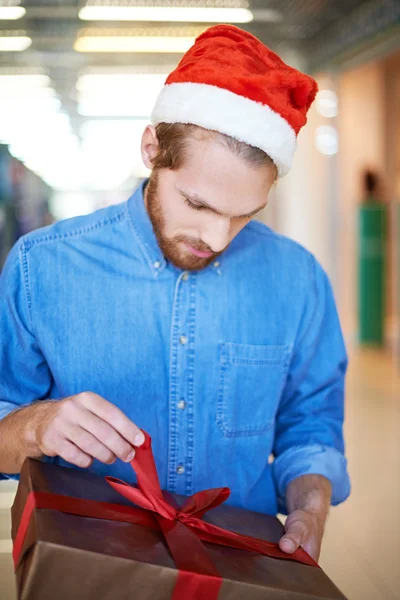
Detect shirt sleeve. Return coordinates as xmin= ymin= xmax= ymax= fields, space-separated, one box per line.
xmin=272 ymin=255 xmax=351 ymax=513
xmin=0 ymin=241 xmax=53 ymax=479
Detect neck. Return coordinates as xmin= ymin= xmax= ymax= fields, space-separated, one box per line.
xmin=143 ymin=179 xmax=150 ymax=210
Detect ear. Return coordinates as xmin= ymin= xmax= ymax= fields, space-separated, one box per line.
xmin=141 ymin=125 xmax=159 ymax=170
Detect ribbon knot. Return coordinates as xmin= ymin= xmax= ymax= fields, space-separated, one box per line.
xmin=106 ymin=434 xmax=231 ymax=527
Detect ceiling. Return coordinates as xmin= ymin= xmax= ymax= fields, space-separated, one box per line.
xmin=0 ymin=0 xmax=386 ymax=191
xmin=0 ymin=1 xmax=375 ymax=128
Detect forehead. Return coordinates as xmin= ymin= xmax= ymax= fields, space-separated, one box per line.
xmin=174 ymin=133 xmax=272 ymax=215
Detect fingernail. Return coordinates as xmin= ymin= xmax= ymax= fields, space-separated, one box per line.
xmin=125 ymin=450 xmax=135 ymax=462
xmin=134 ymin=431 xmax=145 ymax=447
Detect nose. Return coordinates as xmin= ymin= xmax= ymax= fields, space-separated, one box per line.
xmin=201 ymin=216 xmax=231 ymax=253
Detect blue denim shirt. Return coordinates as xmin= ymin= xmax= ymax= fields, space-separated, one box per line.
xmin=0 ymin=182 xmax=350 ymax=515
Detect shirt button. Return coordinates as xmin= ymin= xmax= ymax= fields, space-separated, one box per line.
xmin=213 ymin=261 xmax=220 ymax=268
xmin=153 ymin=260 xmax=161 ymax=269
xmin=179 ymin=335 xmax=188 ymax=345
xmin=177 ymin=400 xmax=186 ymax=410
xmin=176 ymin=465 xmax=185 ymax=475
xmin=182 ymin=272 xmax=189 ymax=281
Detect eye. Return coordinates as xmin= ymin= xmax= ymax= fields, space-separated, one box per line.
xmin=184 ymin=198 xmax=205 ymax=212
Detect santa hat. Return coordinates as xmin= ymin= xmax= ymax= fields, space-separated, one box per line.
xmin=151 ymin=25 xmax=318 ymax=177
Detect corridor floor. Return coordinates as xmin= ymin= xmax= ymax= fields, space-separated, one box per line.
xmin=0 ymin=347 xmax=399 ymax=600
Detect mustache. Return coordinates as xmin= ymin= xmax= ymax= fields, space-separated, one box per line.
xmin=175 ymin=235 xmax=214 ymax=254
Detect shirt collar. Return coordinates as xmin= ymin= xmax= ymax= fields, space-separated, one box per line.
xmin=127 ymin=180 xmax=222 ymax=277
xmin=127 ymin=180 xmax=167 ymax=277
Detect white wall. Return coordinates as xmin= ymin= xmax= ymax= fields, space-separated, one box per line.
xmin=257 ymin=51 xmax=340 ymax=289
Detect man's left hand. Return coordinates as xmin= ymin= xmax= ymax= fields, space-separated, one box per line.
xmin=277 ymin=474 xmax=332 ymax=562
xmin=278 ymin=508 xmax=325 ymax=561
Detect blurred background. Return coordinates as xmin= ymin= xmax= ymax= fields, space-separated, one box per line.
xmin=0 ymin=1 xmax=399 ymax=599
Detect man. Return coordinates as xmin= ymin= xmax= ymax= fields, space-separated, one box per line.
xmin=0 ymin=25 xmax=350 ymax=563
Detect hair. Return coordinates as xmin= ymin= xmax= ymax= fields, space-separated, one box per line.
xmin=152 ymin=122 xmax=278 ymax=180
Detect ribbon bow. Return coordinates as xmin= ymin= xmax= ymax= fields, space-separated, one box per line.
xmin=106 ymin=433 xmax=318 ymax=597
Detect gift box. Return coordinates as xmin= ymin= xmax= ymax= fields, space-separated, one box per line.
xmin=11 ymin=434 xmax=347 ymax=600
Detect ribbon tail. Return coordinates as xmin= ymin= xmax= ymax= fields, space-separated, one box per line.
xmin=172 ymin=570 xmax=222 ymax=600
xmin=185 ymin=517 xmax=320 ymax=568
xmin=157 ymin=516 xmax=220 ymax=577
xmin=156 ymin=515 xmax=222 ymax=600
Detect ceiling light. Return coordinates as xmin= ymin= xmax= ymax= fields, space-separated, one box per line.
xmin=78 ymin=64 xmax=176 ymax=76
xmin=0 ymin=6 xmax=26 ymax=19
xmin=76 ymin=72 xmax=166 ymax=116
xmin=79 ymin=6 xmax=253 ymax=24
xmin=77 ymin=98 xmax=155 ymax=117
xmin=75 ymin=35 xmax=194 ymax=53
xmin=316 ymin=90 xmax=338 ymax=118
xmin=76 ymin=72 xmax=167 ymax=92
xmin=79 ymin=119 xmax=148 ymax=189
xmin=0 ymin=31 xmax=31 ymax=51
xmin=0 ymin=72 xmax=82 ymax=190
xmin=74 ymin=27 xmax=203 ymax=53
xmin=315 ymin=126 xmax=339 ymax=156
xmin=80 ymin=119 xmax=148 ymax=138
xmin=0 ymin=74 xmax=51 ymax=88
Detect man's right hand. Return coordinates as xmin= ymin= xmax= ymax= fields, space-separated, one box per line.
xmin=27 ymin=392 xmax=144 ymax=468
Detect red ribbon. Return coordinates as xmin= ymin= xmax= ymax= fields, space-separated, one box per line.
xmin=13 ymin=433 xmax=319 ymax=599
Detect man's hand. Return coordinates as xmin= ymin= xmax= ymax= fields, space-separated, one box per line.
xmin=278 ymin=475 xmax=332 ymax=562
xmin=279 ymin=507 xmax=325 ymax=561
xmin=29 ymin=392 xmax=145 ymax=468
xmin=0 ymin=392 xmax=145 ymax=474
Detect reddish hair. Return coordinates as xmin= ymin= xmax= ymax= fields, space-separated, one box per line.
xmin=152 ymin=123 xmax=277 ymax=179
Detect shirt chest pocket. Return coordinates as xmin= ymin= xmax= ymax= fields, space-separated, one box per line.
xmin=217 ymin=342 xmax=291 ymax=437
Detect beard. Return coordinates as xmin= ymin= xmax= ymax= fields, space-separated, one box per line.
xmin=145 ymin=172 xmax=222 ymax=271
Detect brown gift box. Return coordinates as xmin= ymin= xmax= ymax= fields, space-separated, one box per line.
xmin=12 ymin=458 xmax=347 ymax=600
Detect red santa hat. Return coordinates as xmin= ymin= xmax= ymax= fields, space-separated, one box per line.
xmin=151 ymin=25 xmax=318 ymax=177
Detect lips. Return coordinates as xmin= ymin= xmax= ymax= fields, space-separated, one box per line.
xmin=183 ymin=242 xmax=214 ymax=259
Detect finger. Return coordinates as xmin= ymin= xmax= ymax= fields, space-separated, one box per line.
xmin=279 ymin=520 xmax=308 ymax=554
xmin=77 ymin=409 xmax=136 ymax=462
xmin=79 ymin=393 xmax=145 ymax=447
xmin=64 ymin=423 xmax=117 ymax=465
xmin=56 ymin=438 xmax=93 ymax=469
xmin=301 ymin=537 xmax=320 ymax=562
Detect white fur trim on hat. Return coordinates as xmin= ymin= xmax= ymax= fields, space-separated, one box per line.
xmin=151 ymin=82 xmax=297 ymax=177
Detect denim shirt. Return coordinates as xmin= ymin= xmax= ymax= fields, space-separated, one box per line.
xmin=0 ymin=182 xmax=350 ymax=515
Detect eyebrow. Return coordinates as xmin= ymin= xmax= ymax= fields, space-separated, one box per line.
xmin=177 ymin=189 xmax=267 ymax=219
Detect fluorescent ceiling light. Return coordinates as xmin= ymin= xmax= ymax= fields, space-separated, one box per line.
xmin=76 ymin=73 xmax=165 ymax=116
xmin=80 ymin=119 xmax=148 ymax=138
xmin=76 ymin=72 xmax=166 ymax=92
xmin=79 ymin=119 xmax=148 ymax=189
xmin=79 ymin=6 xmax=253 ymax=23
xmin=0 ymin=6 xmax=26 ymax=19
xmin=78 ymin=65 xmax=176 ymax=76
xmin=0 ymin=35 xmax=31 ymax=51
xmin=74 ymin=34 xmax=195 ymax=53
xmin=315 ymin=126 xmax=339 ymax=156
xmin=0 ymin=74 xmax=51 ymax=88
xmin=77 ymin=99 xmax=154 ymax=117
xmin=316 ymin=90 xmax=338 ymax=118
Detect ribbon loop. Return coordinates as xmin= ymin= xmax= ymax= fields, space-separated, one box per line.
xmin=180 ymin=488 xmax=230 ymax=519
